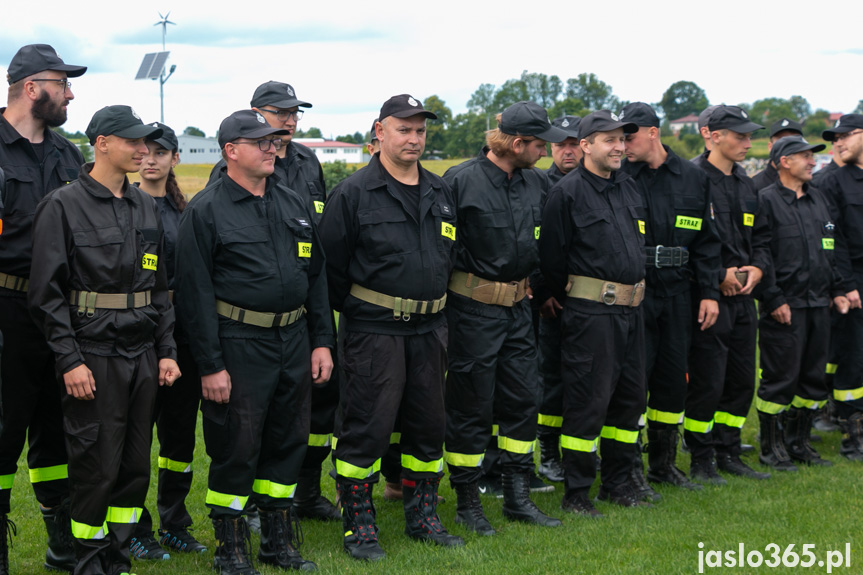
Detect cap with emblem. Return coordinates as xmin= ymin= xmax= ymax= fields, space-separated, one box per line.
xmin=769 ymin=135 xmax=826 ymax=165
xmin=768 ymin=118 xmax=803 ymax=139
xmin=378 ymin=94 xmax=437 ymax=121
xmin=250 ymin=81 xmax=312 ymax=109
xmin=697 ymin=105 xmax=720 ymax=130
xmin=822 ymin=114 xmax=863 ymax=142
xmin=620 ymin=102 xmax=660 ymax=128
xmin=218 ymin=109 xmax=290 ymax=148
xmin=148 ymin=122 xmax=179 ymax=151
xmin=551 ymin=115 xmax=581 ymax=139
xmin=499 ymin=101 xmax=568 ymax=143
xmin=578 ymin=110 xmax=638 ymax=140
xmin=707 ymin=105 xmax=763 ymax=133
xmin=7 ymin=44 xmax=87 ymax=85
xmin=85 ymin=106 xmax=161 ymax=145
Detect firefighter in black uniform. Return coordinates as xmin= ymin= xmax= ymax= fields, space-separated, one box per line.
xmin=0 ymin=43 xmax=87 ymax=571
xmin=209 ymin=81 xmax=338 ymax=523
xmin=540 ymin=110 xmax=648 ymax=517
xmin=28 ymin=105 xmax=180 ymax=575
xmin=817 ymin=114 xmax=863 ymax=460
xmin=751 ymin=118 xmax=803 ymax=190
xmin=534 ymin=115 xmax=581 ymax=484
xmin=687 ymin=105 xmax=772 ymax=483
xmin=443 ymin=101 xmax=565 ymax=534
xmin=318 ymin=94 xmax=463 ymax=561
xmin=176 ymin=110 xmax=333 ymax=573
xmin=619 ymin=102 xmax=721 ymax=496
xmin=755 ymin=135 xmax=846 ymax=470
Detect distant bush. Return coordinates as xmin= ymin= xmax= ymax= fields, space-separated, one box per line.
xmin=322 ymin=160 xmax=359 ymax=193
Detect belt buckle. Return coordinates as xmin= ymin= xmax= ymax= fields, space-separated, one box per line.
xmin=602 ymin=283 xmax=617 ymax=305
xmin=654 ymin=245 xmax=664 ymax=269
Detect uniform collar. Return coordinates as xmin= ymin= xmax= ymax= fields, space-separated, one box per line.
xmin=624 ymin=145 xmax=681 ymax=177
xmin=775 ymin=182 xmax=811 ymax=205
xmin=223 ymin=171 xmax=279 ymax=202
xmin=579 ymin=159 xmax=628 ymax=193
xmin=478 ymin=146 xmax=525 ymax=188
xmin=0 ymin=107 xmax=63 ymax=149
xmin=78 ymin=163 xmax=141 ymax=203
xmin=364 ymin=152 xmax=436 ymax=193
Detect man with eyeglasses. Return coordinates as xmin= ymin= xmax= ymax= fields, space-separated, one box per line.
xmin=176 ymin=110 xmax=334 ymax=573
xmin=817 ymin=114 xmax=863 ymax=461
xmin=0 ymin=43 xmax=86 ymax=572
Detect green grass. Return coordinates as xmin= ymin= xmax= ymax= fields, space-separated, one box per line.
xmin=7 ymin=404 xmax=863 ymax=574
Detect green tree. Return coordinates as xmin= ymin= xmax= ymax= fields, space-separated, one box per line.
xmin=853 ymin=100 xmax=863 ymax=115
xmin=789 ymin=95 xmax=812 ymax=121
xmin=183 ymin=126 xmax=205 ymax=137
xmin=78 ymin=143 xmax=93 ymax=162
xmin=444 ymin=112 xmax=488 ymax=159
xmin=803 ymin=109 xmax=831 ymax=138
xmin=467 ymin=83 xmax=497 ymax=132
xmin=565 ymin=73 xmax=618 ymax=111
xmin=520 ymin=71 xmax=563 ymax=109
xmin=299 ymin=127 xmax=323 ymax=139
xmin=748 ymin=98 xmax=796 ymax=129
xmin=321 ymin=161 xmax=358 ymax=193
xmin=548 ymin=97 xmax=588 ymax=122
xmin=423 ymin=95 xmax=452 ymax=158
xmin=491 ymin=78 xmax=529 ymax=114
xmin=658 ymin=81 xmax=708 ymax=121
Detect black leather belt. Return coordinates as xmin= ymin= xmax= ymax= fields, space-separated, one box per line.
xmin=645 ymin=246 xmax=689 ymax=268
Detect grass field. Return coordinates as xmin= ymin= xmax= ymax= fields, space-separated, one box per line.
xmin=6 ymin=404 xmax=863 ymax=574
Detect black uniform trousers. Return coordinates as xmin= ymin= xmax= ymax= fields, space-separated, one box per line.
xmin=685 ymin=295 xmax=757 ymax=459
xmin=757 ymin=307 xmax=830 ymax=412
xmin=560 ymin=305 xmax=645 ymax=496
xmin=0 ymin=292 xmax=68 ymax=514
xmin=137 ymin=343 xmax=200 ymax=534
xmin=300 ymin=313 xmax=340 ymax=474
xmin=445 ymin=298 xmax=539 ymax=485
xmin=334 ymin=326 xmax=447 ymax=485
xmin=64 ymin=348 xmax=158 ymax=575
xmin=831 ymin=307 xmax=863 ymax=415
xmin=203 ymin=325 xmax=311 ymax=518
xmin=644 ymin=290 xmax=692 ymax=429
xmin=537 ymin=316 xmax=564 ymax=436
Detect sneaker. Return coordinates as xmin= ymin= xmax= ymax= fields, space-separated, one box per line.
xmin=130 ymin=533 xmax=170 ymax=560
xmin=529 ymin=472 xmax=555 ymax=493
xmin=158 ymin=528 xmax=208 ymax=553
xmin=477 ymin=476 xmax=503 ymax=498
xmin=538 ymin=459 xmax=565 ymax=483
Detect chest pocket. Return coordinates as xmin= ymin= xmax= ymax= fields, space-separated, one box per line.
xmin=464 ymin=210 xmax=511 ymax=263
xmin=2 ymin=166 xmax=37 ymax=217
xmin=573 ymin=208 xmax=620 ymax=256
xmin=358 ymin=206 xmax=412 ymax=258
xmin=136 ymin=227 xmax=160 ymax=275
xmin=71 ymin=226 xmax=125 ymax=286
xmin=532 ymin=206 xmax=542 ymax=240
xmin=431 ymin=203 xmax=457 ymax=258
xmin=673 ymin=195 xmax=704 ymax=238
xmin=739 ymin=196 xmax=758 ymax=228
xmin=629 ymin=205 xmax=647 ymax=237
xmin=218 ymin=225 xmax=273 ymax=274
xmin=285 ymin=219 xmax=314 ymax=268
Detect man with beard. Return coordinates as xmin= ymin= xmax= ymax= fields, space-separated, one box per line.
xmin=0 ymin=43 xmax=86 ymax=572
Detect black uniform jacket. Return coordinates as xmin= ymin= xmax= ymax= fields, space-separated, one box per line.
xmin=0 ymin=109 xmax=83 ymax=277
xmin=444 ymin=147 xmax=545 ymax=285
xmin=752 ymin=162 xmax=779 ymax=191
xmin=813 ymin=163 xmax=863 ymax=292
xmin=756 ymin=182 xmax=844 ymax=312
xmin=540 ymin=161 xmax=646 ymax=314
xmin=176 ymin=172 xmax=333 ymax=376
xmin=28 ymin=164 xmax=176 ymax=374
xmin=545 ymin=162 xmax=569 ymax=187
xmin=692 ymin=152 xmax=772 ymax=284
xmin=318 ymin=153 xmax=457 ymax=335
xmin=209 ymin=141 xmax=326 ymax=220
xmin=621 ymin=146 xmax=721 ymax=300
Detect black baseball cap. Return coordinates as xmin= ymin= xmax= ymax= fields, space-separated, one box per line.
xmin=7 ymin=44 xmax=86 ymax=85
xmin=578 ymin=110 xmax=638 ymax=140
xmin=769 ymin=118 xmax=803 ymax=139
xmin=551 ymin=115 xmax=581 ymax=139
xmin=148 ymin=122 xmax=178 ymax=151
xmin=85 ymin=106 xmax=161 ymax=145
xmin=697 ymin=105 xmax=720 ymax=130
xmin=619 ymin=102 xmax=660 ymax=128
xmin=379 ymin=94 xmax=437 ymax=121
xmin=769 ymin=135 xmax=826 ymax=165
xmin=218 ymin=110 xmax=290 ymax=148
xmin=707 ymin=105 xmax=763 ymax=134
xmin=370 ymin=119 xmax=379 ymax=143
xmin=822 ymin=114 xmax=863 ymax=142
xmin=500 ymin=101 xmax=568 ymax=143
xmin=250 ymin=81 xmax=312 ymax=109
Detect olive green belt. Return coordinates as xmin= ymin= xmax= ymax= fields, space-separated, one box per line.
xmin=70 ymin=290 xmax=152 ymax=317
xmin=448 ymin=270 xmax=527 ymax=307
xmin=565 ymin=275 xmax=645 ymax=307
xmin=0 ymin=272 xmax=29 ymax=292
xmin=215 ymin=299 xmax=305 ymax=328
xmin=349 ymin=284 xmax=446 ymax=321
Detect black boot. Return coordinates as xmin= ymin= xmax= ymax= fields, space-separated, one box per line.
xmin=41 ymin=500 xmax=76 ymax=571
xmin=758 ymin=411 xmax=798 ymax=471
xmin=212 ymin=516 xmax=260 ymax=575
xmin=838 ymin=412 xmax=863 ymax=461
xmin=453 ymin=481 xmax=495 ymax=536
xmin=537 ymin=432 xmax=564 ymax=483
xmin=293 ymin=469 xmax=340 ymax=522
xmin=689 ymin=456 xmax=727 ymax=486
xmin=630 ymin=452 xmax=663 ymax=501
xmin=402 ymin=478 xmax=463 ymax=547
xmin=258 ymin=508 xmax=316 ymax=571
xmin=785 ymin=407 xmax=832 ymax=466
xmin=0 ymin=514 xmax=16 ymax=575
xmin=337 ymin=480 xmax=385 ymax=561
xmin=501 ymin=472 xmax=561 ymax=527
xmin=716 ymin=451 xmax=771 ymax=479
xmin=646 ymin=428 xmax=702 ymax=491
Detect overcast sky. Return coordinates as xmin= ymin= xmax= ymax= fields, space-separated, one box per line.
xmin=3 ymin=0 xmax=862 ymax=140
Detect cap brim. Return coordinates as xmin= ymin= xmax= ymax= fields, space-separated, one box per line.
xmin=535 ymin=125 xmax=570 ymax=144
xmin=152 ymin=136 xmax=177 ymax=150
xmin=259 ymin=98 xmax=313 ymax=109
xmin=52 ymin=64 xmax=87 ymax=78
xmin=238 ymin=126 xmax=291 ymax=140
xmin=115 ymin=124 xmax=163 ymax=140
xmin=716 ymin=121 xmax=764 ymax=134
xmin=822 ymin=127 xmax=854 ymax=142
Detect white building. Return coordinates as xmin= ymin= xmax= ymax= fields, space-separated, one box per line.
xmin=177 ymin=134 xmax=222 ymax=165
xmin=294 ymin=138 xmax=364 ymax=164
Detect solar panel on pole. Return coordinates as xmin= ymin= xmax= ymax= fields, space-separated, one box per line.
xmin=134 ymin=51 xmax=170 ymax=80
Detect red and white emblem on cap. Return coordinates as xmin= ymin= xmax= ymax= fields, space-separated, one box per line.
xmin=256 ymin=112 xmax=266 ymax=123
xmin=408 ymin=97 xmax=418 ymax=107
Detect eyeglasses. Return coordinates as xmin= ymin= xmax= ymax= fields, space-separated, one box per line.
xmin=834 ymin=130 xmax=863 ymax=142
xmin=232 ymin=139 xmax=283 ymax=151
xmin=31 ymin=78 xmax=71 ymax=90
xmin=259 ymin=108 xmax=304 ymax=122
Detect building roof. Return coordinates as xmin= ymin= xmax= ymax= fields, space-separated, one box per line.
xmin=670 ymin=114 xmax=699 ymax=124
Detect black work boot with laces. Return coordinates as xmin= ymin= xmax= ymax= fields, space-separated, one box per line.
xmin=212 ymin=516 xmax=260 ymax=575
xmin=0 ymin=514 xmax=16 ymax=575
xmin=501 ymin=472 xmax=561 ymax=527
xmin=785 ymin=407 xmax=833 ymax=467
xmin=453 ymin=481 xmax=495 ymax=536
xmin=646 ymin=428 xmax=702 ymax=491
xmin=41 ymin=499 xmax=76 ymax=571
xmin=337 ymin=481 xmax=385 ymax=562
xmin=258 ymin=508 xmax=316 ymax=571
xmin=402 ymin=478 xmax=463 ymax=547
